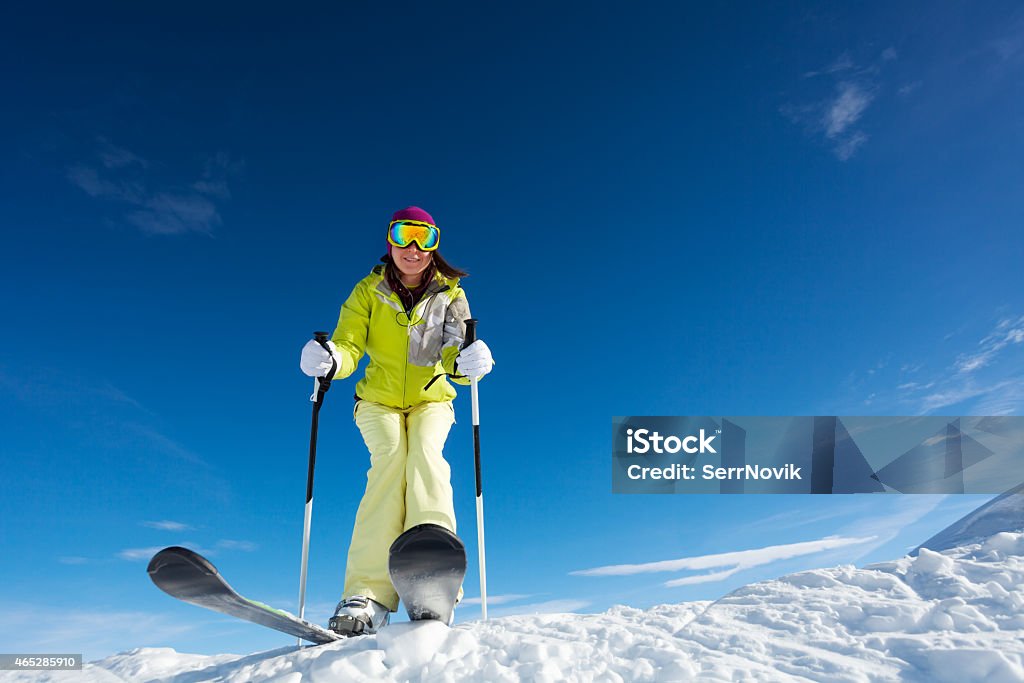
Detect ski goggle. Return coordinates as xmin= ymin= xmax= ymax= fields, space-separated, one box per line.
xmin=387 ymin=219 xmax=440 ymax=251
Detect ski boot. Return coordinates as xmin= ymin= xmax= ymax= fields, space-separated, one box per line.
xmin=328 ymin=595 xmax=391 ymax=636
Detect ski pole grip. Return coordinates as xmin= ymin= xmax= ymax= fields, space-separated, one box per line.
xmin=313 ymin=331 xmax=338 ymax=388
xmin=463 ymin=318 xmax=478 ymax=349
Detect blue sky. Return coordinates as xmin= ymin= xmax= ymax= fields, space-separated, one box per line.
xmin=2 ymin=2 xmax=1023 ymax=659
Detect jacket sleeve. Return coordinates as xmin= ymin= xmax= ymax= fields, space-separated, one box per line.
xmin=329 ymin=280 xmax=371 ymax=380
xmin=440 ymin=288 xmax=473 ymax=386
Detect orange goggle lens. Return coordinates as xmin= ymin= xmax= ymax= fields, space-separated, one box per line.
xmin=387 ymin=220 xmax=440 ymax=251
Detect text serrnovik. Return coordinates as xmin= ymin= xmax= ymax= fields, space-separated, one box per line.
xmin=626 ymin=464 xmax=803 ymax=481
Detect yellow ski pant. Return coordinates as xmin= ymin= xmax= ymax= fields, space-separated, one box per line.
xmin=343 ymin=399 xmax=459 ymax=611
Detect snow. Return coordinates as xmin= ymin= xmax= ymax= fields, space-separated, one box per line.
xmin=6 ymin=499 xmax=1024 ymax=682
xmin=4 ymin=533 xmax=1022 ymax=682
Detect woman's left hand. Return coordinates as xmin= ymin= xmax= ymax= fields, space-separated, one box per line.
xmin=457 ymin=339 xmax=494 ymax=379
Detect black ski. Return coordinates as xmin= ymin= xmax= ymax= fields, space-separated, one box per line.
xmin=388 ymin=524 xmax=467 ymax=624
xmin=147 ymin=546 xmax=341 ymax=645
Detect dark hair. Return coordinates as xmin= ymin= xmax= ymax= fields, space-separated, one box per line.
xmin=381 ymin=250 xmax=468 ymax=279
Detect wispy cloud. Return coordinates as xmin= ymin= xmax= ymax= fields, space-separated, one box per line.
xmin=832 ymin=495 xmax=947 ymax=562
xmin=0 ymin=369 xmax=148 ymax=413
xmin=118 ymin=539 xmax=256 ymax=561
xmin=120 ymin=422 xmax=209 ymax=466
xmin=118 ymin=546 xmax=171 ymax=561
xmin=571 ymin=535 xmax=875 ymax=587
xmin=897 ymin=81 xmax=922 ymax=97
xmin=68 ymin=140 xmax=240 ymax=235
xmin=913 ymin=316 xmax=1023 ymax=414
xmin=143 ymin=520 xmax=193 ymax=532
xmin=665 ymin=568 xmax=743 ymax=587
xmin=746 ymin=498 xmax=878 ymax=532
xmin=954 ymin=316 xmax=1024 ymax=375
xmin=919 ymin=379 xmax=1019 ymax=414
xmin=460 ymin=593 xmax=533 ymax=606
xmin=488 ymin=599 xmax=592 ymax=616
xmin=824 ymin=82 xmax=874 ymax=138
xmin=125 ymin=192 xmax=221 ymax=235
xmin=217 ymin=540 xmax=258 ymax=552
xmin=832 ymin=129 xmax=869 ymax=161
xmin=98 ymin=138 xmax=149 ymax=170
xmin=970 ymin=382 xmax=1024 ymax=416
xmin=782 ymin=48 xmax=895 ymax=160
xmin=802 ymin=52 xmax=856 ymax=78
xmin=1 ymin=367 xmax=213 ymax=475
xmin=842 ymin=314 xmax=1024 ymax=416
xmin=0 ymin=603 xmax=201 ymax=661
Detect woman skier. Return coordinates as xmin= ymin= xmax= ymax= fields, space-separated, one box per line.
xmin=299 ymin=206 xmax=493 ymax=636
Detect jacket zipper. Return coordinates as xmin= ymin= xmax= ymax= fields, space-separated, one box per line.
xmin=400 ymin=283 xmax=450 ymax=408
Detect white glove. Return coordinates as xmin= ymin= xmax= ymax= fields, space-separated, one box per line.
xmin=300 ymin=339 xmax=338 ymax=377
xmin=457 ymin=339 xmax=493 ymax=379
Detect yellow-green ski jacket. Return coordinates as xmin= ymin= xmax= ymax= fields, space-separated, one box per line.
xmin=330 ymin=265 xmax=472 ymax=409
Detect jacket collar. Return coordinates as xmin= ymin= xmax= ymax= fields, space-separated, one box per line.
xmin=372 ymin=264 xmax=456 ymax=299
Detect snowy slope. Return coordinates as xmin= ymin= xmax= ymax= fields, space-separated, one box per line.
xmin=4 ymin=531 xmax=1023 ymax=682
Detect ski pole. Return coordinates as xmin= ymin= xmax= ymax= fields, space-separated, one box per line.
xmin=463 ymin=319 xmax=488 ymax=621
xmin=297 ymin=331 xmax=337 ymax=645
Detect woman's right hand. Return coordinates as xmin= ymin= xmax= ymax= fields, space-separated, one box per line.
xmin=300 ymin=339 xmax=337 ymax=377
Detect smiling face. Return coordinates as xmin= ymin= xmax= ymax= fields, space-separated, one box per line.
xmin=391 ymin=242 xmax=433 ymax=286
